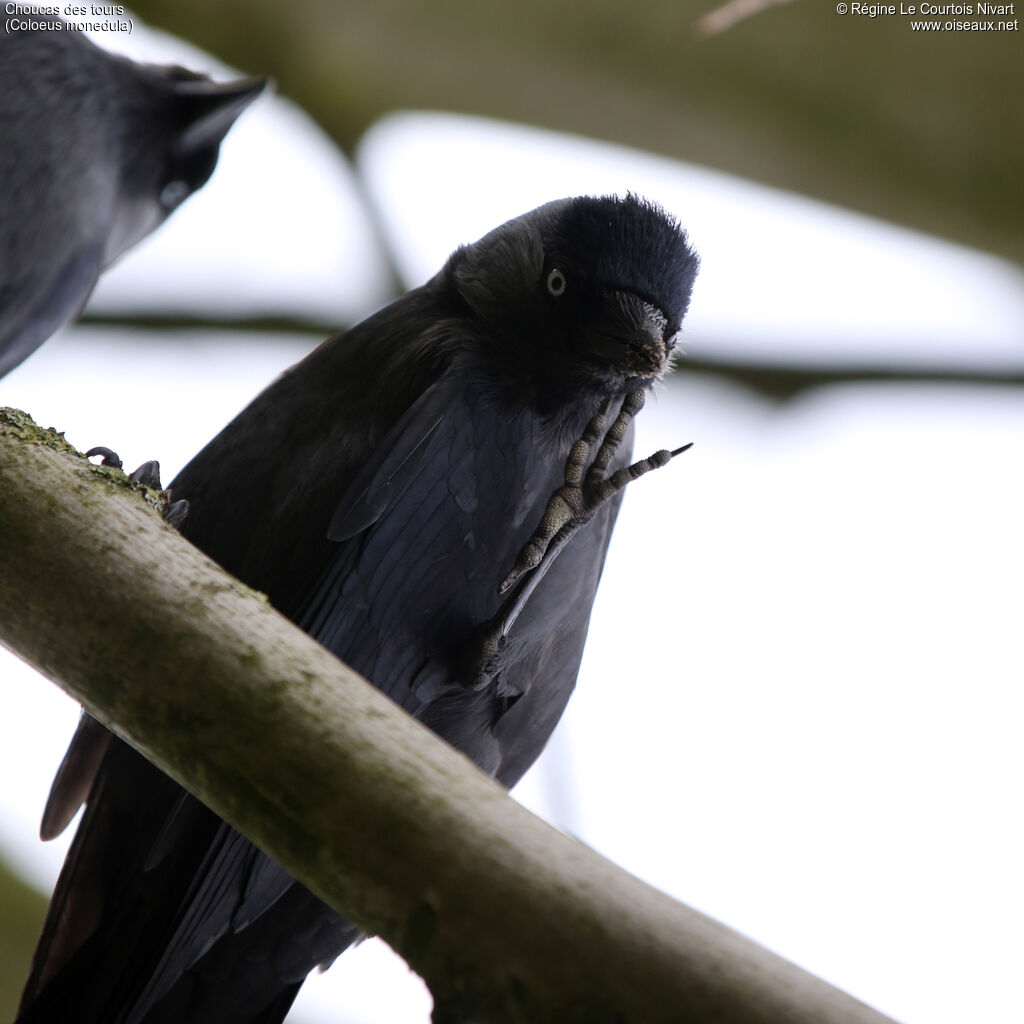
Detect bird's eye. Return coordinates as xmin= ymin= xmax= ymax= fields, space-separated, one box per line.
xmin=160 ymin=180 xmax=189 ymax=210
xmin=546 ymin=268 xmax=567 ymax=298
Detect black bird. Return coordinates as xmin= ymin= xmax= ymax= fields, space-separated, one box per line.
xmin=18 ymin=194 xmax=700 ymax=1023
xmin=0 ymin=13 xmax=267 ymax=378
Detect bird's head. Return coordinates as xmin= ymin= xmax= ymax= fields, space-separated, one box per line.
xmin=448 ymin=194 xmax=699 ymax=400
xmin=106 ymin=66 xmax=268 ymax=264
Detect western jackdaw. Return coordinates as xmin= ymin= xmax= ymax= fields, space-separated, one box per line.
xmin=18 ymin=193 xmax=699 ymax=1023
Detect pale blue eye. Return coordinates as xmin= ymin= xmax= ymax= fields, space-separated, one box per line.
xmin=160 ymin=180 xmax=189 ymax=210
xmin=546 ymin=267 xmax=567 ymax=297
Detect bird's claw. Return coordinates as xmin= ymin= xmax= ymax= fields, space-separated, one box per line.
xmin=163 ymin=499 xmax=190 ymax=529
xmin=86 ymin=446 xmax=189 ymax=529
xmin=128 ymin=459 xmax=162 ymax=489
xmin=498 ymin=388 xmax=690 ymax=595
xmin=460 ymin=389 xmax=689 ymax=691
xmin=84 ymin=445 xmax=123 ymax=469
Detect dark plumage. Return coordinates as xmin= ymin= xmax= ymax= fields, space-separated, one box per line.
xmin=18 ymin=194 xmax=699 ymax=1023
xmin=0 ymin=15 xmax=266 ymax=378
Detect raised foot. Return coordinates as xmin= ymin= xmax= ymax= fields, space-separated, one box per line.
xmin=499 ymin=388 xmax=691 ymax=595
xmin=458 ymin=388 xmax=690 ymax=691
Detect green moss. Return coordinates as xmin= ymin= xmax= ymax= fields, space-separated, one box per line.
xmin=189 ymin=576 xmax=270 ymax=611
xmin=0 ymin=406 xmax=180 ymax=520
xmin=0 ymin=407 xmax=82 ymax=457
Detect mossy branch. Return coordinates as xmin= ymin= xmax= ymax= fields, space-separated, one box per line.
xmin=0 ymin=408 xmax=897 ymax=1024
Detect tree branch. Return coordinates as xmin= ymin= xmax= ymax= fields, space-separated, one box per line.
xmin=692 ymin=0 xmax=799 ymax=37
xmin=0 ymin=408 xmax=897 ymax=1024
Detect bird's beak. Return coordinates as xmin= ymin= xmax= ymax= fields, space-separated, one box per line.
xmin=177 ymin=77 xmax=272 ymax=153
xmin=586 ymin=292 xmax=671 ymax=379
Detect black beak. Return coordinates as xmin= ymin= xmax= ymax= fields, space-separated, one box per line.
xmin=586 ymin=291 xmax=671 ymax=379
xmin=176 ymin=76 xmax=272 ymax=153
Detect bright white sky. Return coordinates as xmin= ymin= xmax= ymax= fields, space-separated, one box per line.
xmin=1 ymin=17 xmax=1022 ymax=1024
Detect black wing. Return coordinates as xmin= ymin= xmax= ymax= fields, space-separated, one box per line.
xmin=301 ymin=372 xmax=628 ymax=782
xmin=19 ymin=738 xmax=355 ymax=1024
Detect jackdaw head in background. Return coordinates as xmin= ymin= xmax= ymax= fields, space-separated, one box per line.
xmin=448 ymin=193 xmax=700 ymax=403
xmin=105 ymin=64 xmax=268 ymax=260
xmin=0 ymin=15 xmax=268 ymax=378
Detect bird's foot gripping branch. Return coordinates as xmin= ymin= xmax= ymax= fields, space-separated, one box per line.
xmin=84 ymin=445 xmax=190 ymax=528
xmin=0 ymin=409 xmax=178 ymax=521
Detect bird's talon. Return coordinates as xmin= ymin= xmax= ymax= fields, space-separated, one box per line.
xmin=129 ymin=460 xmax=162 ymax=489
xmin=500 ymin=391 xmax=691 ymax=596
xmin=85 ymin=446 xmax=123 ymax=470
xmin=163 ymin=498 xmax=189 ymax=529
xmin=502 ymin=391 xmax=644 ymax=589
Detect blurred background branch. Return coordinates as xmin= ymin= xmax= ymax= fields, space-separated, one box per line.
xmin=126 ymin=0 xmax=1023 ymax=266
xmin=693 ymin=0 xmax=800 ymax=37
